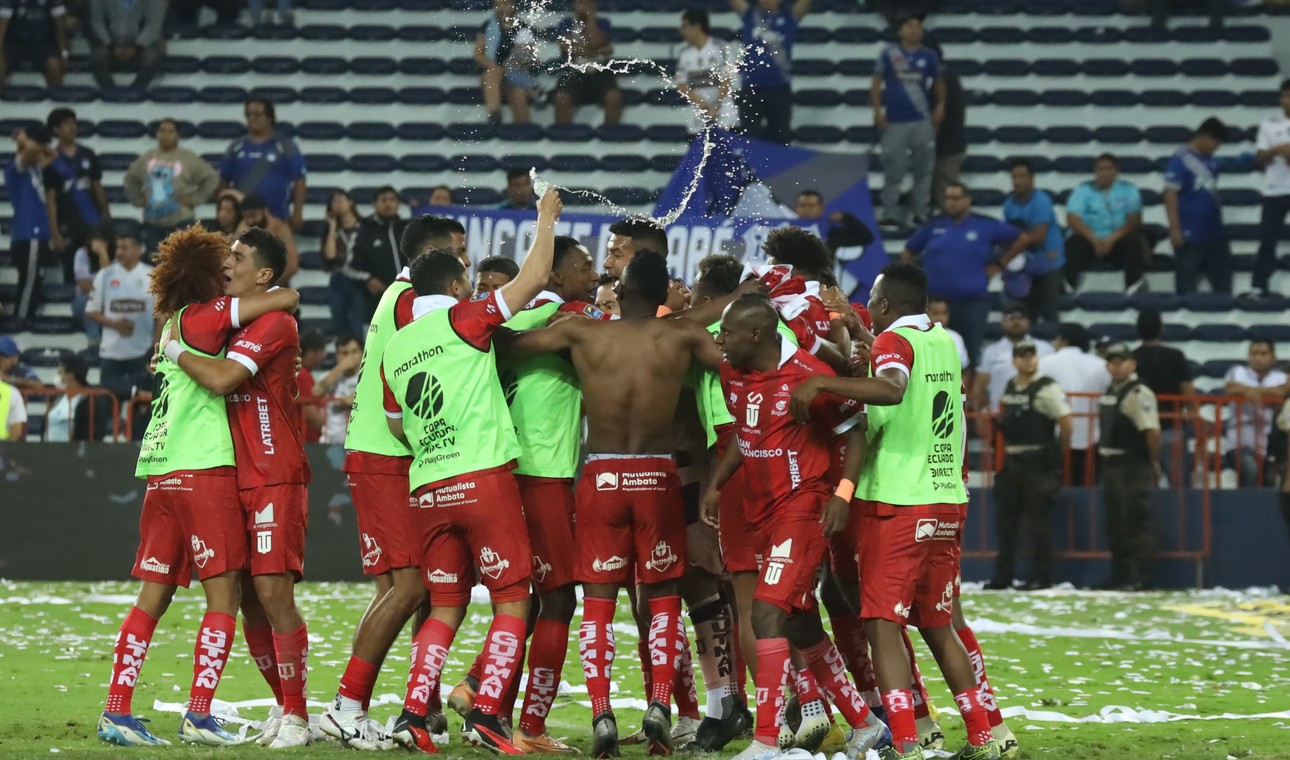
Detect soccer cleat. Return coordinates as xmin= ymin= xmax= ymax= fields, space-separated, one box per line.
xmin=793 ymin=700 xmax=830 ymax=752
xmin=269 ymin=713 xmax=312 ymax=748
xmin=916 ymin=715 xmax=944 ymax=751
xmin=178 ymin=711 xmax=246 ymax=746
xmin=448 ymin=678 xmax=477 ymax=719
xmin=427 ymin=708 xmax=449 ymax=737
xmin=392 ymin=710 xmax=440 ymax=754
xmin=777 ymin=723 xmax=795 ymax=750
xmin=642 ymin=700 xmax=673 ymax=756
xmin=692 ymin=711 xmax=746 ymax=751
xmin=734 ymin=700 xmax=754 ymax=737
xmin=992 ymin=725 xmax=1018 ymax=758
xmin=819 ymin=721 xmax=847 ymax=754
xmin=670 ymin=715 xmax=699 ymax=749
xmin=591 ymin=711 xmax=620 ymax=758
xmin=321 ymin=707 xmax=388 ymax=751
xmin=730 ymin=739 xmax=781 ymax=760
xmin=256 ymin=705 xmax=284 ymax=746
xmin=949 ymin=739 xmax=1002 ymax=760
xmin=97 ymin=713 xmax=171 ymax=746
xmin=878 ymin=745 xmax=926 ymax=760
xmin=844 ymin=723 xmax=891 ymax=759
xmin=463 ymin=709 xmax=525 ymax=754
xmin=515 ymin=730 xmax=581 ymax=754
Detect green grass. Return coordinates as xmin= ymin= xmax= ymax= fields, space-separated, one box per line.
xmin=1 ymin=581 xmax=1289 ymax=759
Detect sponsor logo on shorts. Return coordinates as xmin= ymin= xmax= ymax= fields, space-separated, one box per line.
xmin=645 ymin=541 xmax=678 ymax=573
xmin=914 ymin=518 xmax=960 ymax=542
xmin=432 ymin=481 xmax=477 ymax=507
xmin=361 ymin=533 xmax=384 ymax=568
xmin=595 ymin=472 xmax=619 ymax=491
xmin=256 ymin=530 xmax=273 ymax=555
xmin=532 ymin=555 xmax=552 ymax=583
xmin=253 ymin=503 xmax=276 ymax=526
xmin=935 ymin=580 xmax=955 ymax=614
xmin=893 ymin=601 xmax=911 ymax=619
xmin=763 ymin=539 xmax=793 ymax=585
xmin=191 ymin=536 xmax=215 ymax=569
xmin=479 ymin=547 xmax=510 ymax=579
xmin=427 ymin=568 xmax=459 ymax=584
xmin=418 ymin=492 xmax=435 ymax=508
xmin=592 ymin=555 xmax=627 ymax=573
xmin=139 ymin=556 xmax=171 ymax=574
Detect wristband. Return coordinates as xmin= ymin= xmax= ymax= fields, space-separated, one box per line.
xmin=163 ymin=340 xmax=184 ymax=364
xmin=834 ymin=478 xmax=855 ymax=502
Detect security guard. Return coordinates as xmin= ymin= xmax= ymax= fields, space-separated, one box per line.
xmin=1097 ymin=343 xmax=1161 ymax=591
xmin=987 ymin=341 xmax=1071 ymax=591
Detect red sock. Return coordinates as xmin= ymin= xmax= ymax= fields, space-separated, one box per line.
xmin=831 ymin=613 xmax=878 ymax=702
xmin=882 ymin=689 xmax=917 ymax=752
xmin=106 ymin=606 xmax=158 ymax=714
xmin=753 ymin=638 xmax=791 ymax=745
xmin=405 ymin=619 xmax=455 ymax=717
xmin=902 ymin=629 xmax=931 ymax=720
xmin=956 ymin=625 xmax=1003 ymax=728
xmin=338 ymin=655 xmax=380 ymax=705
xmin=474 ymin=614 xmax=527 ymax=717
xmin=189 ymin=612 xmax=236 ymax=715
xmin=496 ymin=634 xmax=527 ymax=721
xmin=273 ymin=625 xmax=309 ymax=718
xmin=242 ymin=623 xmax=283 ymax=706
xmin=673 ymin=620 xmax=701 ymax=720
xmin=732 ymin=621 xmax=748 ymax=702
xmin=800 ymin=638 xmax=872 ymax=728
xmin=467 ymin=653 xmax=484 ymax=686
xmin=578 ymin=597 xmax=617 ymax=717
xmin=637 ymin=640 xmax=653 ymax=697
xmin=646 ymin=596 xmax=682 ymax=706
xmin=793 ymin=665 xmax=824 ymax=705
xmin=954 ymin=689 xmax=993 ymax=746
xmin=519 ymin=619 xmax=569 ymax=736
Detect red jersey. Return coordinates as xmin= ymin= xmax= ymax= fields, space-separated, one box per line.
xmin=224 ymin=311 xmax=311 ymax=489
xmin=178 ymin=295 xmax=240 ymax=356
xmin=296 ymin=368 xmax=321 ymax=443
xmin=719 ymin=343 xmax=862 ymax=522
xmin=869 ymin=317 xmax=933 ymax=379
xmin=783 ymin=295 xmax=833 ymax=356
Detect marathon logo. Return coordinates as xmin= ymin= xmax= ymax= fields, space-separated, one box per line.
xmin=914 ymin=518 xmax=960 ymax=542
xmin=234 ymin=339 xmax=262 ymax=353
xmin=190 ymin=536 xmax=215 ymax=569
xmin=391 ymin=346 xmax=445 ymax=379
xmin=924 ymin=370 xmax=955 ymax=383
xmin=139 ymin=556 xmax=171 ymax=574
xmin=361 ymin=533 xmax=383 ymax=568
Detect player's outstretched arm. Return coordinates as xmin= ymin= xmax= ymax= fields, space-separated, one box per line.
xmin=669 ymin=276 xmax=763 ymax=324
xmin=497 ymin=188 xmax=563 ymax=316
xmin=495 ymin=317 xmax=586 ymax=358
xmin=821 ymin=422 xmax=865 ymax=537
xmin=171 ymin=351 xmax=253 ymax=396
xmin=686 ymin=319 xmax=725 ymax=371
xmin=235 ymin=288 xmax=300 ymax=326
xmin=790 ymin=367 xmax=907 ymax=422
xmin=813 ymin=337 xmax=851 ymax=375
xmin=700 ymin=437 xmax=744 ymax=529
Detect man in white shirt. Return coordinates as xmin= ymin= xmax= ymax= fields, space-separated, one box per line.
xmin=314 ymin=333 xmax=362 ymax=444
xmin=1039 ymin=323 xmax=1111 ymax=486
xmin=674 ymin=8 xmax=736 ymax=134
xmin=1222 ymin=340 xmax=1287 ymax=486
xmin=928 ymin=297 xmax=969 ymax=370
xmin=972 ymin=305 xmax=1053 ymax=413
xmin=1251 ymin=79 xmax=1290 ymax=300
xmin=86 ymin=230 xmax=155 ymax=397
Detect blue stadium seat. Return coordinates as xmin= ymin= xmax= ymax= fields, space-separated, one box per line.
xmin=1130 ymin=59 xmax=1180 ymax=77
xmin=1029 ymin=59 xmax=1076 ymax=77
xmin=203 ymin=56 xmax=251 ymax=74
xmin=1122 ymin=26 xmax=1169 ymax=43
xmin=47 ymin=85 xmax=97 ymax=103
xmin=349 ymin=25 xmax=397 ymax=41
xmin=446 ymin=122 xmax=495 ymax=142
xmin=1144 ymin=126 xmax=1191 ymax=144
xmin=1092 ymin=126 xmax=1142 ymax=144
xmin=299 ymin=24 xmax=348 ymax=41
xmin=346 ymin=123 xmax=397 ymax=141
xmin=974 ymin=189 xmax=1006 ymax=207
xmin=1183 ymin=292 xmax=1235 ymax=312
xmin=299 ymin=87 xmax=348 ymax=104
xmin=250 ymin=86 xmax=297 ymax=104
xmin=1237 ymin=294 xmax=1290 ymax=313
xmin=99 ymin=153 xmax=135 ymax=171
xmin=990 ymin=89 xmax=1041 ymax=107
xmin=349 ymin=154 xmax=399 ymax=173
xmin=165 ymin=56 xmax=202 ymax=75
xmin=1200 ymin=360 xmax=1240 ymax=379
xmin=1038 ymin=90 xmax=1088 ymax=107
xmin=1238 ymin=90 xmax=1278 ymax=108
xmin=931 ymin=27 xmax=977 ymax=45
xmin=983 ymin=59 xmax=1031 ymax=77
xmin=952 ymin=59 xmax=984 ymax=77
xmin=1140 ymin=90 xmax=1188 ymax=108
xmin=0 ymin=86 xmax=46 ymax=102
xmin=298 ymin=251 xmax=323 ymax=271
xmin=962 ymin=156 xmax=1004 ymax=173
xmin=451 ymin=155 xmax=498 ymax=173
xmin=348 ymin=87 xmax=396 ymax=105
xmin=1116 ymin=156 xmax=1154 ymax=174
xmin=650 ymin=154 xmax=681 ymax=173
xmin=295 ymin=122 xmax=347 ymax=141
xmin=1132 ymin=292 xmax=1182 ymax=312
xmin=499 ymin=154 xmax=548 ymax=172
xmin=398 ymin=26 xmax=446 ymax=42
xmin=298 ymin=287 xmax=329 ymax=306
xmin=1224 ymin=26 xmax=1271 ymax=43
xmin=400 ymin=58 xmax=449 ymax=76
xmin=198 ymin=86 xmax=249 ymax=104
xmin=1043 ymin=126 xmax=1093 ymax=144
xmin=1193 ymin=324 xmax=1248 ymax=343
xmin=1082 ymin=59 xmax=1130 ymax=77
xmin=96 ymin=120 xmax=147 ymax=139
xmin=843 ymin=126 xmax=876 ymax=144
xmin=396 ymin=123 xmax=446 ymax=141
xmin=832 ymin=27 xmax=880 ymax=44
xmin=1249 ymin=324 xmax=1290 ymax=343
xmin=28 ymin=316 xmax=76 ymax=334
xmin=1220 ymin=189 xmax=1263 ymax=207
xmin=549 ymin=154 xmax=599 ymax=173
xmin=399 ymin=155 xmax=450 ymax=173
xmin=646 ymin=125 xmax=691 ymax=143
xmin=597 ymin=124 xmax=646 ymax=143
xmin=795 ymin=126 xmax=844 ymax=144
xmin=41 ymin=282 xmax=75 ymax=303
xmin=1089 ymin=90 xmax=1138 ymax=107
xmin=307 ymin=154 xmax=347 ymax=173
xmin=456 ymin=188 xmax=504 ymax=206
xmin=836 ymin=59 xmax=870 ymax=77
xmin=600 ymin=154 xmax=649 ymax=173
xmin=1026 ymin=27 xmax=1075 ymax=44
xmin=1161 ymin=324 xmax=1193 ymax=342
xmin=1077 ymin=292 xmax=1132 ymax=312
xmin=446 ymin=87 xmax=481 ymax=105
xmin=1178 ymin=58 xmax=1227 ymax=77
xmin=979 ymin=27 xmax=1026 ymax=44
xmin=1053 ymin=156 xmax=1094 ymax=174
xmin=351 ymin=57 xmax=399 ymax=76
xmin=21 ymin=347 xmax=68 ymax=368
xmin=603 ymin=187 xmax=657 ymax=207
xmin=1191 ymin=90 xmax=1238 ymax=107
xmin=794 ymin=89 xmax=837 ymax=107
xmin=252 ymin=56 xmax=299 ymax=75
xmin=398 ymin=88 xmax=447 ymax=105
xmin=794 ymin=59 xmax=834 ymax=77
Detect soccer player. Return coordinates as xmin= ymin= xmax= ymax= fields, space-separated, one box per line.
xmin=381 ymin=189 xmax=563 ymax=754
xmin=499 ymin=250 xmax=725 ymax=758
xmin=321 ymin=215 xmax=470 ymax=749
xmin=98 ymin=227 xmax=299 ymax=747
xmin=603 ymin=216 xmax=670 ymax=279
xmin=474 ymin=254 xmax=520 ymax=296
xmin=703 ymin=294 xmax=888 ymax=760
xmin=790 ymin=262 xmax=1001 ymax=760
xmin=163 ymin=228 xmax=313 ymax=747
xmin=748 ymin=227 xmax=851 ymax=372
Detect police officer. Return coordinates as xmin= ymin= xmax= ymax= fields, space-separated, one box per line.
xmin=987 ymin=341 xmax=1071 ymax=591
xmin=1097 ymin=343 xmax=1162 ymax=591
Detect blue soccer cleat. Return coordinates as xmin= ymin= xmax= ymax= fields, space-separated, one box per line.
xmin=97 ymin=712 xmax=171 ymax=746
xmin=178 ymin=711 xmax=246 ymax=746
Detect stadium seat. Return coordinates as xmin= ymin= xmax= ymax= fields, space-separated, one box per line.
xmin=992 ymin=90 xmax=1042 ymax=107
xmin=452 ymin=154 xmax=499 ymax=173
xmin=445 ymin=122 xmax=494 ymax=142
xmin=1160 ymin=324 xmax=1193 ymax=342
xmin=1029 ymin=59 xmax=1076 ymax=78
xmin=1193 ymin=324 xmax=1249 ymax=343
xmin=299 ymin=87 xmax=348 ymax=104
xmin=198 ymin=86 xmax=249 ymax=104
xmin=350 ymin=88 xmax=398 ymax=105
xmin=203 ymin=56 xmax=251 ymax=75
xmin=400 ymin=57 xmax=449 ymax=76
xmin=1139 ymin=90 xmax=1189 ymax=108
xmin=456 ymin=187 xmax=504 ymax=206
xmin=96 ymin=120 xmax=147 ymax=139
xmin=350 ymin=154 xmax=399 ymax=173
xmin=295 ymin=122 xmax=346 ymax=141
xmin=551 ymin=154 xmax=601 ymax=173
xmin=600 ymin=154 xmax=649 ymax=173
xmin=1026 ymin=27 xmax=1075 ymax=44
xmin=1200 ymin=359 xmax=1241 ymax=379
xmin=1077 ymin=292 xmax=1132 ymax=312
xmin=395 ymin=123 xmax=447 ymax=142
xmin=1183 ymin=292 xmax=1236 ymax=312
xmin=1236 ymin=293 xmax=1290 ymax=313
xmin=1089 ymin=90 xmax=1139 ymax=107
xmin=300 ymin=24 xmax=348 ymax=41
xmin=399 ymin=155 xmax=450 ymax=173
xmin=1043 ymin=127 xmax=1093 ymax=144
xmin=1092 ymin=126 xmax=1143 ymax=144
xmin=795 ymin=126 xmax=844 ymax=144
xmin=603 ymin=187 xmax=657 ymax=207
xmin=1133 ymin=292 xmax=1182 ymax=312
xmin=99 ymin=153 xmax=135 ymax=172
xmin=349 ymin=25 xmax=397 ymax=41
xmin=252 ymin=56 xmax=300 ymax=75
xmin=1038 ymin=90 xmax=1088 ymax=107
xmin=496 ymin=123 xmax=545 ymax=143
xmin=1249 ymin=324 xmax=1290 ymax=343
xmin=1130 ymin=59 xmax=1180 ymax=77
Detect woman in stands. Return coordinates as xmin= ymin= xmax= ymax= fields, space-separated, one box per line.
xmin=210 ymin=193 xmax=243 ymax=236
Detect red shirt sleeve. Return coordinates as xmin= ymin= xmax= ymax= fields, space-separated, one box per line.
xmin=179 ymin=296 xmax=237 ymax=355
xmin=226 ymin=312 xmax=296 ymax=376
xmin=296 ymin=367 xmax=315 ymax=397
xmin=381 ymin=364 xmax=401 ymax=417
xmin=560 ymin=300 xmax=613 ymax=320
xmin=393 ymin=288 xmax=416 ymax=330
xmin=785 ymin=314 xmax=824 ymax=355
xmin=448 ymin=290 xmax=510 ymax=351
xmin=870 ymin=331 xmax=914 ymax=377
xmin=812 ymin=391 xmax=863 ymax=434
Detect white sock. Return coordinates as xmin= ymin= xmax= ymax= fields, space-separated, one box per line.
xmin=705 ymin=688 xmax=727 ymax=719
xmin=332 ymin=694 xmax=364 ymax=719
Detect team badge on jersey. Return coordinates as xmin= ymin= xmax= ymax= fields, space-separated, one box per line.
xmin=583 ymin=304 xmax=605 ymax=320
xmin=471 ymin=292 xmax=490 ymax=301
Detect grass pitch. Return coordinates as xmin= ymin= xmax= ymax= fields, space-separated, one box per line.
xmin=1 ymin=581 xmax=1288 ymax=759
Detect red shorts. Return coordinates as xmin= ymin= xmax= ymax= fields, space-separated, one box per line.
xmin=857 ymin=502 xmax=963 ymax=628
xmin=575 ymin=456 xmax=686 ymax=586
xmin=830 ymin=502 xmax=864 ymax=584
xmin=347 ymin=468 xmax=419 ymax=576
xmin=133 ymin=479 xmax=194 ymax=588
xmin=715 ymin=426 xmax=762 ymax=574
xmin=754 ymin=489 xmax=830 ymax=613
xmin=240 ymin=483 xmax=309 ymax=579
xmin=413 ymin=466 xmax=532 ymax=606
xmin=516 ymin=474 xmax=577 ymax=594
xmin=149 ymin=468 xmax=244 ymax=582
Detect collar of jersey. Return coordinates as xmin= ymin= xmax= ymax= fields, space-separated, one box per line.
xmin=412 ymin=294 xmax=458 ymax=320
xmin=777 ymin=337 xmax=796 ymax=368
xmin=881 ymin=313 xmax=931 ymax=334
xmin=397 ymin=266 xmax=410 ymax=281
xmin=527 ymin=290 xmax=563 ymax=309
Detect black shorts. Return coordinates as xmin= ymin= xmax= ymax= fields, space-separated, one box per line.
xmin=555 ymin=69 xmax=618 ymax=105
xmin=4 ymin=40 xmax=57 ymax=72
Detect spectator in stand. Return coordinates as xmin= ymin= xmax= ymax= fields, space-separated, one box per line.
xmin=44 ymin=353 xmax=111 ymax=441
xmin=1164 ymin=118 xmax=1231 ymax=295
xmin=1040 ymin=323 xmax=1111 ymax=486
xmin=930 ymin=39 xmax=965 ymax=208
xmin=729 ymin=0 xmax=810 ymax=145
xmin=218 ymin=97 xmax=307 ymax=232
xmin=1249 ymin=79 xmax=1290 ymax=301
xmin=1065 ymin=153 xmax=1149 ymax=294
xmin=0 ymin=376 xmax=27 ymax=440
xmin=675 ymin=8 xmax=736 ymax=135
xmin=901 ymin=181 xmax=1021 ymax=367
xmin=973 ymin=305 xmax=1054 ymax=413
xmin=499 ymin=168 xmax=536 ymax=210
xmin=1133 ymin=309 xmax=1200 ymax=485
xmin=473 ymin=255 xmax=520 ymax=297
xmin=44 ymin=108 xmax=109 ymax=278
xmin=475 ymin=0 xmax=539 ymax=125
xmin=872 ymin=13 xmax=943 ymax=228
xmin=1003 ymin=159 xmax=1065 ymax=323
xmin=297 ymin=330 xmax=327 ymax=444
xmin=247 ymin=0 xmax=293 ymax=26
xmin=321 ymin=189 xmax=368 ymax=335
xmin=1222 ymin=340 xmax=1287 ymax=487
xmin=6 ymin=125 xmax=54 ymax=321
xmin=87 ymin=0 xmax=164 ymax=89
xmin=0 ymin=0 xmax=68 ymax=89
xmin=0 ymin=334 xmax=40 ymax=390
xmin=209 ymin=192 xmax=241 ymax=235
xmin=314 ymin=334 xmax=362 ymax=445
xmin=594 ymin=273 xmax=620 ymax=316
xmin=554 ymin=0 xmax=622 ymax=126
xmin=236 ymin=192 xmax=299 ymax=284
xmin=792 ymin=189 xmax=874 ymax=252
xmin=428 ymin=185 xmax=454 ymax=207
xmin=123 ymin=118 xmax=218 ymax=255
xmin=349 ymin=186 xmax=409 ymax=299
xmin=927 ymin=297 xmax=968 ymax=370
xmin=85 ymin=229 xmax=154 ymax=398
xmin=72 ymin=223 xmax=112 ymax=345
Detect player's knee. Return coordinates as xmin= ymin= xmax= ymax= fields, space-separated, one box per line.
xmin=784 ymin=612 xmax=824 ymax=649
xmin=538 ymin=585 xmax=577 ymax=622
xmin=750 ymin=599 xmax=788 ymax=639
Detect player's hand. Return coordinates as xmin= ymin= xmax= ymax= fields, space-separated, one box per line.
xmin=985 ymin=263 xmax=1001 ymax=279
xmin=699 ymin=487 xmax=721 ymax=529
xmin=1169 ymin=228 xmax=1184 ymax=250
xmin=294 ymin=353 xmax=303 ymax=374
xmin=819 ymin=495 xmax=849 ymax=537
xmin=847 ymin=344 xmax=871 ymax=377
xmin=116 ymin=318 xmax=135 ymax=337
xmin=790 ymin=376 xmax=824 ymax=422
xmin=666 ymin=279 xmax=691 ymax=311
xmin=537 ymin=187 xmax=563 ymax=222
xmin=147 ymin=350 xmax=160 ymax=375
xmin=51 ymin=230 xmax=66 ymax=252
xmin=874 ymin=110 xmax=888 ymax=131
